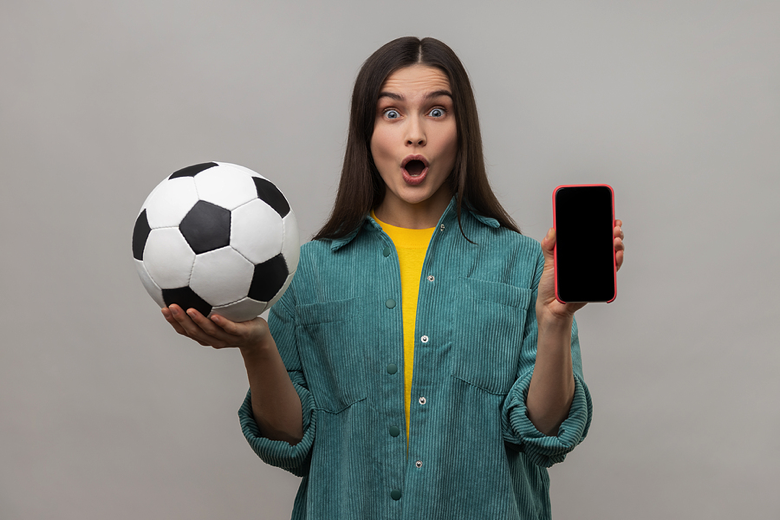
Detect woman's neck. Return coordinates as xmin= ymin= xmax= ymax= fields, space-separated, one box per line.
xmin=373 ymin=188 xmax=453 ymax=229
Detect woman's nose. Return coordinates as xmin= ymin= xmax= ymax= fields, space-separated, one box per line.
xmin=405 ymin=117 xmax=426 ymax=146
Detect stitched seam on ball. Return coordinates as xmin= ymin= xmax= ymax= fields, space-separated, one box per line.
xmin=233 ymin=198 xmax=254 ymax=212
xmin=213 ymin=295 xmax=251 ymax=309
xmin=280 ymin=216 xmax=287 ymax=268
xmin=187 ymin=257 xmax=195 ymax=287
xmin=230 ymin=195 xmax=254 ymax=265
xmin=144 ymin=225 xmax=196 ymax=287
xmin=232 ymin=244 xmax=254 ymax=265
xmin=188 ymin=182 xmax=201 ymax=287
xmin=138 ymin=260 xmax=163 ymax=292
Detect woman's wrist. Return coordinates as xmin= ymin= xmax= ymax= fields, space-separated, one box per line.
xmin=536 ymin=305 xmax=574 ymax=332
xmin=239 ymin=333 xmax=275 ymax=361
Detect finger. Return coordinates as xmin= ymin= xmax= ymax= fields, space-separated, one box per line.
xmin=540 ymin=228 xmax=556 ymax=256
xmin=168 ymin=305 xmax=230 ymax=348
xmin=615 ymin=219 xmax=622 ymax=228
xmin=211 ymin=314 xmax=262 ymax=340
xmin=613 ymin=225 xmax=624 ymax=240
xmin=162 ymin=307 xmax=187 ymax=336
xmin=186 ymin=308 xmax=236 ymax=345
xmin=169 ymin=304 xmax=211 ymax=341
xmin=210 ymin=313 xmax=243 ymax=336
xmin=614 ymin=237 xmax=624 ymax=271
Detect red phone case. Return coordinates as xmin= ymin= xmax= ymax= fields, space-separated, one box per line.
xmin=552 ymin=184 xmax=617 ymax=304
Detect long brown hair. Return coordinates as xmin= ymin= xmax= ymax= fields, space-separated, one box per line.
xmin=312 ymin=36 xmax=520 ymax=241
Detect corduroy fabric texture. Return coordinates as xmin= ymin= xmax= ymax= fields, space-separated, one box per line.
xmin=239 ymin=196 xmax=592 ymax=519
xmin=370 ymin=209 xmax=436 ymax=444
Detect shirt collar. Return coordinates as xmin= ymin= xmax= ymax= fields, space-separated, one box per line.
xmin=328 ymin=195 xmax=499 ymax=251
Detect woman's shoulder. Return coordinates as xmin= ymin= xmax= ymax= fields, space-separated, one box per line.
xmin=298 ymin=237 xmax=342 ymax=258
xmin=492 ymin=229 xmax=543 ymax=272
xmin=496 ymin=226 xmax=540 ymax=249
xmin=293 ymin=238 xmax=352 ymax=273
xmin=300 ymin=238 xmax=330 ymax=253
xmin=466 ymin=213 xmax=542 ymax=254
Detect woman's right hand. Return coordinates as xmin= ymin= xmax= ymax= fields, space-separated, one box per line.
xmin=161 ymin=304 xmax=270 ymax=354
xmin=163 ymin=303 xmax=303 ymax=443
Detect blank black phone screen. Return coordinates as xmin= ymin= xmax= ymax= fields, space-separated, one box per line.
xmin=554 ymin=185 xmax=615 ymax=302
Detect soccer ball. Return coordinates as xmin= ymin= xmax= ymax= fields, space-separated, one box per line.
xmin=132 ymin=162 xmax=299 ymax=322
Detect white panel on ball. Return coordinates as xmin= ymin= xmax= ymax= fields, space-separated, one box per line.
xmin=211 ymin=297 xmax=267 ymax=322
xmin=194 ymin=163 xmax=259 ymax=211
xmin=144 ymin=228 xmax=196 ymax=288
xmin=281 ymin=211 xmax=300 ymax=273
xmin=189 ymin=247 xmax=255 ymax=306
xmin=143 ymin=177 xmax=199 ymax=228
xmin=230 ymin=163 xmax=265 ymax=179
xmin=231 ymin=198 xmax=284 ymax=264
xmin=134 ymin=259 xmax=165 ymax=308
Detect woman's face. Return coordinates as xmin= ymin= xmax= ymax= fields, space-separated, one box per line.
xmin=370 ymin=64 xmax=458 ymax=227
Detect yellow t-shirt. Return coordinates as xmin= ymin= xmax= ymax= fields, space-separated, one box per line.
xmin=371 ymin=210 xmax=435 ymax=443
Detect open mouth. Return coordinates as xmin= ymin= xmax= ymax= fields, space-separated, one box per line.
xmin=401 ymin=155 xmax=429 ymax=186
xmin=405 ymin=160 xmax=426 ymax=177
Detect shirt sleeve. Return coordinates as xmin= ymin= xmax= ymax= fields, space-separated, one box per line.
xmin=500 ymin=248 xmax=593 ymax=468
xmin=238 ymin=285 xmax=317 ymax=478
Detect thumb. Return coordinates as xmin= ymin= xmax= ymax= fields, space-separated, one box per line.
xmin=541 ymin=227 xmax=556 ymax=261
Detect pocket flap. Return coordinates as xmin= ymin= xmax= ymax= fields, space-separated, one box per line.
xmin=460 ymin=277 xmax=532 ymax=309
xmin=297 ymin=296 xmax=368 ymax=325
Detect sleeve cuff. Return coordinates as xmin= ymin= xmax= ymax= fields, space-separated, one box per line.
xmin=238 ymin=380 xmax=317 ymax=478
xmin=502 ymin=371 xmax=593 ymax=468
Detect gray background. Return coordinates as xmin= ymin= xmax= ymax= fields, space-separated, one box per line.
xmin=2 ymin=1 xmax=778 ymax=518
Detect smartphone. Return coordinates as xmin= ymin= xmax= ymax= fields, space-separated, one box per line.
xmin=553 ymin=184 xmax=616 ymax=303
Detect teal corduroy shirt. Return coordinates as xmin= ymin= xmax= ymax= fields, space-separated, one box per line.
xmin=239 ymin=196 xmax=592 ymax=519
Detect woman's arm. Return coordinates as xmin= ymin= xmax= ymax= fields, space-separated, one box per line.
xmin=526 ymin=312 xmax=576 ymax=436
xmin=526 ymin=221 xmax=624 ymax=436
xmin=162 ymin=305 xmax=304 ymax=444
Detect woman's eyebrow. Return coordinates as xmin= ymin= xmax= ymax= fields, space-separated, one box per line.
xmin=377 ymin=90 xmax=453 ymax=102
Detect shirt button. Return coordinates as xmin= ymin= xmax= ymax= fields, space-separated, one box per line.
xmin=440 ymin=224 xmax=445 ymax=231
xmin=385 ymin=298 xmax=396 ymax=309
xmin=419 ymin=397 xmax=427 ymax=405
xmin=427 ymin=275 xmax=435 ymax=282
xmin=415 ymin=460 xmax=423 ymax=468
xmin=386 ymin=363 xmax=398 ymax=375
xmin=391 ymin=489 xmax=402 ymax=501
xmin=388 ymin=425 xmax=401 ymax=437
xmin=382 ymin=246 xmax=391 ymax=257
xmin=420 ymin=335 xmax=429 ymax=344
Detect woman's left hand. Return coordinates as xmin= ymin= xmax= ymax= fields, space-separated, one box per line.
xmin=536 ymin=220 xmax=624 ymax=322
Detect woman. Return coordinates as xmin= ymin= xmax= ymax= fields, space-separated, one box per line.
xmin=162 ymin=36 xmax=625 ymax=519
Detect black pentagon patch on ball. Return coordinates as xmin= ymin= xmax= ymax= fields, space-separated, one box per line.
xmin=169 ymin=162 xmax=218 ymax=179
xmin=248 ymin=254 xmax=289 ymax=301
xmin=162 ymin=287 xmax=212 ymax=317
xmin=132 ymin=209 xmax=151 ymax=260
xmin=253 ymin=177 xmax=290 ymax=218
xmin=179 ymin=201 xmax=231 ymax=254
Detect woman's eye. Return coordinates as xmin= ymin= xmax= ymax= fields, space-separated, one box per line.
xmin=429 ymin=108 xmax=445 ymax=118
xmin=384 ymin=109 xmax=400 ymax=119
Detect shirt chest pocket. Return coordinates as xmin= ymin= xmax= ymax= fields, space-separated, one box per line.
xmin=450 ymin=278 xmax=533 ymax=395
xmin=296 ymin=296 xmax=370 ymax=413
